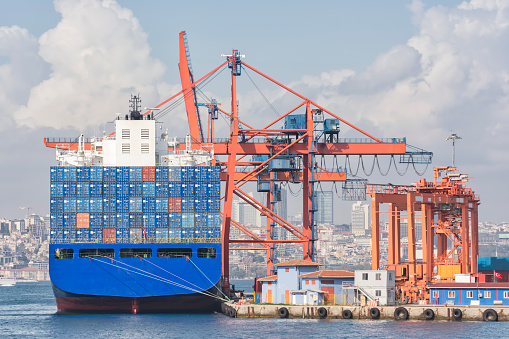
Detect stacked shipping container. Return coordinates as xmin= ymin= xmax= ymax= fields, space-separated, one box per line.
xmin=50 ymin=166 xmax=221 ymax=244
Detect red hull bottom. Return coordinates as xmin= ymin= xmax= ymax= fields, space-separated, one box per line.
xmin=53 ymin=284 xmax=219 ymax=314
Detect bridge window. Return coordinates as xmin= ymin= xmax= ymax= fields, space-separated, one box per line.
xmin=79 ymin=248 xmax=114 ymax=258
xmin=122 ymin=129 xmax=130 ymax=139
xmin=54 ymin=249 xmax=74 ymax=259
xmin=157 ymin=248 xmax=192 ymax=258
xmin=120 ymin=248 xmax=152 ymax=258
xmin=197 ymin=248 xmax=216 ymax=259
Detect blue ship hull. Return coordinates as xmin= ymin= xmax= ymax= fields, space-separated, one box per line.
xmin=50 ymin=243 xmax=222 ymax=314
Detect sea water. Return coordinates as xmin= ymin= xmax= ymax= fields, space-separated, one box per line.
xmin=0 ymin=281 xmax=507 ymax=338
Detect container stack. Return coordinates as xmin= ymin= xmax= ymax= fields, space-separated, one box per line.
xmin=49 ymin=166 xmax=222 ymax=244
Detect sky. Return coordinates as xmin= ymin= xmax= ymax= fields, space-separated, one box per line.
xmin=1 ymin=0 xmax=508 ymax=223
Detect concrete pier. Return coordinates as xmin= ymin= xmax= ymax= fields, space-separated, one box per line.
xmin=221 ymin=302 xmax=508 ymax=321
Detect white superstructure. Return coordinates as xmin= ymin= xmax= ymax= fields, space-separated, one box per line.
xmin=55 ymin=96 xmax=213 ymax=167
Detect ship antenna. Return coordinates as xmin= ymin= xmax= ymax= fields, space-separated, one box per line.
xmin=129 ymin=94 xmax=142 ymax=120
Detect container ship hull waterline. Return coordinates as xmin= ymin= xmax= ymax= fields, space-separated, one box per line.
xmin=48 ymin=96 xmax=223 ymax=314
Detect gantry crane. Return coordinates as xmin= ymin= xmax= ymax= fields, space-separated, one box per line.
xmin=44 ymin=31 xmax=433 ymax=294
xmin=368 ymin=166 xmax=479 ymax=302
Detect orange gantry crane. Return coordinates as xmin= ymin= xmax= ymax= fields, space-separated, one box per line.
xmin=45 ymin=31 xmax=433 ymax=294
xmin=368 ymin=166 xmax=480 ymax=302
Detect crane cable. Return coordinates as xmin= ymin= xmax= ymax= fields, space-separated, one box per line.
xmin=243 ymin=66 xmax=281 ymax=118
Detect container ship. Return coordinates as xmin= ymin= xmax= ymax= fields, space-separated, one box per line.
xmin=48 ymin=96 xmax=223 ymax=313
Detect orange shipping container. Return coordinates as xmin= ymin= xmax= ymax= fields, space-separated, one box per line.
xmin=103 ymin=228 xmax=116 ymax=244
xmin=142 ymin=166 xmax=155 ymax=181
xmin=168 ymin=197 xmax=182 ymax=212
xmin=77 ymin=213 xmax=90 ymax=228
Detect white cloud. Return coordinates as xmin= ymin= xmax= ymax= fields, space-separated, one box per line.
xmin=0 ymin=25 xmax=50 ymax=130
xmin=13 ymin=0 xmax=169 ymax=130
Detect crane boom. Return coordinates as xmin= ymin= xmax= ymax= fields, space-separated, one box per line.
xmin=179 ymin=31 xmax=203 ymax=143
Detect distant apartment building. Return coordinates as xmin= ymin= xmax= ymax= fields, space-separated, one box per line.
xmin=351 ymin=201 xmax=370 ymax=236
xmin=315 ymin=191 xmax=333 ymax=225
xmin=231 ymin=192 xmax=262 ymax=238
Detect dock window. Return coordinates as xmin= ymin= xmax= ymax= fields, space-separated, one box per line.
xmin=504 ymin=291 xmax=509 ymax=299
xmin=54 ymin=248 xmax=74 ymax=259
xmin=362 ymin=273 xmax=368 ymax=280
xmin=141 ymin=143 xmax=150 ymax=153
xmin=432 ymin=291 xmax=439 ymax=298
xmin=484 ymin=291 xmax=491 ymax=299
xmin=375 ymin=273 xmax=382 ymax=280
xmin=122 ymin=129 xmax=130 ymax=139
xmin=448 ymin=291 xmax=455 ymax=298
xmin=467 ymin=291 xmax=473 ymax=298
xmin=375 ymin=290 xmax=381 ymax=297
xmin=79 ymin=248 xmax=114 ymax=258
xmin=197 ymin=248 xmax=217 ymax=259
xmin=157 ymin=248 xmax=192 ymax=258
xmin=120 ymin=248 xmax=152 ymax=258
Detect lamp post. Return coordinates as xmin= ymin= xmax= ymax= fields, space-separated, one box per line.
xmin=446 ymin=132 xmax=462 ymax=167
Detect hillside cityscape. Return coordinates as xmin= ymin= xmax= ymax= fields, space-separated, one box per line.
xmin=1 ymin=190 xmax=507 ymax=281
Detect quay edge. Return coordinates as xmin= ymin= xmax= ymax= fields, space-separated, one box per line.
xmin=221 ymin=302 xmax=508 ymax=321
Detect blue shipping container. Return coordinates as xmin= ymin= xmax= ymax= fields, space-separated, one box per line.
xmin=129 ymin=182 xmax=143 ymax=197
xmin=155 ymin=198 xmax=169 ymax=212
xmin=207 ymin=182 xmax=220 ymax=197
xmin=129 ymin=197 xmax=142 ymax=213
xmin=116 ymin=213 xmax=129 ymax=228
xmin=103 ymin=213 xmax=116 ymax=228
xmin=50 ymin=198 xmax=64 ymax=213
xmin=89 ymin=198 xmax=103 ymax=212
xmin=129 ymin=167 xmax=143 ymax=182
xmin=89 ymin=228 xmax=103 ymax=242
xmin=116 ymin=228 xmax=130 ymax=243
xmin=50 ymin=228 xmax=64 ymax=241
xmin=63 ymin=183 xmax=77 ymax=197
xmin=168 ymin=183 xmax=181 ymax=197
xmin=89 ymin=183 xmax=103 ymax=197
xmin=142 ymin=197 xmax=156 ymax=212
xmin=181 ymin=198 xmax=194 ymax=212
xmin=90 ymin=167 xmax=103 ymax=181
xmin=168 ymin=167 xmax=181 ymax=182
xmin=63 ymin=167 xmax=77 ymax=182
xmin=155 ymin=166 xmax=169 ymax=181
xmin=155 ymin=183 xmax=168 ymax=196
xmin=155 ymin=213 xmax=169 ymax=228
xmin=76 ymin=167 xmax=90 ymax=182
xmin=63 ymin=213 xmax=77 ymax=228
xmin=181 ymin=167 xmax=195 ymax=181
xmin=195 ymin=213 xmax=208 ymax=227
xmin=195 ymin=183 xmax=207 ymax=196
xmin=76 ymin=229 xmax=90 ymax=242
xmin=208 ymin=166 xmax=221 ymax=181
xmin=76 ymin=198 xmax=89 ymax=213
xmin=143 ymin=213 xmax=156 ymax=228
xmin=50 ymin=213 xmax=64 ymax=228
xmin=207 ymin=213 xmax=221 ymax=228
xmin=103 ymin=167 xmax=117 ymax=182
xmin=63 ymin=198 xmax=77 ymax=213
xmin=63 ymin=229 xmax=76 ymax=240
xmin=76 ymin=183 xmax=90 ymax=197
xmin=182 ymin=213 xmax=195 ymax=228
xmin=207 ymin=197 xmax=221 ymax=212
xmin=169 ymin=228 xmax=182 ymax=242
xmin=116 ymin=167 xmax=129 ymax=182
xmin=181 ymin=183 xmax=194 ymax=197
xmin=142 ymin=182 xmax=156 ymax=197
xmin=103 ymin=182 xmax=116 ymax=197
xmin=155 ymin=228 xmax=169 ymax=243
xmin=116 ymin=197 xmax=129 ymax=213
xmin=116 ymin=182 xmax=130 ymax=197
xmin=103 ymin=197 xmax=116 ymax=213
xmin=168 ymin=213 xmax=182 ymax=228
xmin=90 ymin=213 xmax=103 ymax=227
xmin=194 ymin=198 xmax=208 ymax=212
xmin=129 ymin=213 xmax=143 ymax=228
xmin=146 ymin=228 xmax=156 ymax=241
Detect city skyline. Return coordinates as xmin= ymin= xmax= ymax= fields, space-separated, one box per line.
xmin=1 ymin=0 xmax=509 ymax=223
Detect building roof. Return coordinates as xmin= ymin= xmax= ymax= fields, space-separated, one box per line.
xmin=257 ymin=275 xmax=277 ymax=282
xmin=299 ymin=270 xmax=354 ymax=278
xmin=274 ymin=259 xmax=322 ymax=267
xmin=431 ymin=282 xmax=509 ymax=289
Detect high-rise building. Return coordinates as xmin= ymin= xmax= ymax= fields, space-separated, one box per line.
xmin=351 ymin=201 xmax=370 ymax=236
xmin=315 ymin=191 xmax=333 ymax=225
